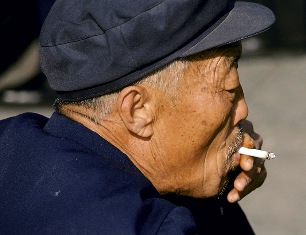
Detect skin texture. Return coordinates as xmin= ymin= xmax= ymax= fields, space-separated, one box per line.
xmin=63 ymin=42 xmax=267 ymax=202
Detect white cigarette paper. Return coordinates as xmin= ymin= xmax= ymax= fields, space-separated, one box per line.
xmin=238 ymin=147 xmax=276 ymax=160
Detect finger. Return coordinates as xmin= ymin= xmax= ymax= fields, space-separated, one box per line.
xmin=227 ymin=188 xmax=240 ymax=203
xmin=237 ymin=159 xmax=266 ymax=190
xmin=233 ymin=171 xmax=251 ymax=192
xmin=242 ymin=132 xmax=254 ymax=148
xmin=239 ymin=133 xmax=256 ymax=171
xmin=226 ymin=171 xmax=250 ymax=203
xmin=253 ymin=134 xmax=263 ymax=149
xmin=240 ymin=120 xmax=263 ymax=149
xmin=227 ymin=161 xmax=267 ymax=203
xmin=240 ymin=154 xmax=254 ymax=171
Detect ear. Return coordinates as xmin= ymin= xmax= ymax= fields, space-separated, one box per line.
xmin=117 ymin=86 xmax=153 ymax=138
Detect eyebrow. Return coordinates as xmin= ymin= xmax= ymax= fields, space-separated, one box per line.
xmin=224 ymin=42 xmax=242 ymax=59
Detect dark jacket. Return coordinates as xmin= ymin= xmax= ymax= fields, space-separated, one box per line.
xmin=0 ymin=112 xmax=254 ymax=234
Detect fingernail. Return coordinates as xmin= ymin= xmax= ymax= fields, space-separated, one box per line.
xmin=247 ymin=157 xmax=254 ymax=166
xmin=228 ymin=193 xmax=239 ymax=203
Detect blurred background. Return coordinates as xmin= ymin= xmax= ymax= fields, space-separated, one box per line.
xmin=1 ymin=0 xmax=306 ymax=234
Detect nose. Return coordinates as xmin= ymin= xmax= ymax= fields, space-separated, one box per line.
xmin=232 ymin=86 xmax=248 ymax=126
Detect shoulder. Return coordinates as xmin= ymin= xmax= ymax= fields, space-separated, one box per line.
xmin=157 ymin=206 xmax=198 ymax=234
xmin=1 ymin=168 xmax=198 ymax=234
xmin=0 ymin=113 xmax=200 ymax=234
xmin=0 ymin=112 xmax=48 ymax=131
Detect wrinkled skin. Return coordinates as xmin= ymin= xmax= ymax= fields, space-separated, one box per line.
xmin=65 ymin=42 xmax=268 ymax=203
xmin=126 ymin=42 xmax=267 ymax=201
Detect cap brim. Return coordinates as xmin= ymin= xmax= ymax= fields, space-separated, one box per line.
xmin=181 ymin=1 xmax=275 ymax=57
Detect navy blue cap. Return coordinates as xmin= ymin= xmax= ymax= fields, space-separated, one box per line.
xmin=39 ymin=0 xmax=275 ymax=101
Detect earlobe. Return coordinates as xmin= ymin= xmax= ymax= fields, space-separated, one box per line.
xmin=117 ymin=86 xmax=154 ymax=138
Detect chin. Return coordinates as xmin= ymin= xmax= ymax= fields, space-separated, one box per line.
xmin=216 ymin=175 xmax=230 ymax=197
xmin=223 ymin=150 xmax=241 ymax=177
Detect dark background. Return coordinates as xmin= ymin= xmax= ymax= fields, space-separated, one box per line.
xmin=1 ymin=0 xmax=305 ymax=66
xmin=251 ymin=0 xmax=306 ymax=52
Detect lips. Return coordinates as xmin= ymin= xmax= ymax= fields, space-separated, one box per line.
xmin=226 ymin=127 xmax=243 ymax=160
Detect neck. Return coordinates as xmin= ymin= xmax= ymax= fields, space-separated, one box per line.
xmin=59 ymin=104 xmax=179 ymax=195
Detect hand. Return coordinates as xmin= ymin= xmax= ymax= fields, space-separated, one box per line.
xmin=227 ymin=120 xmax=267 ymax=203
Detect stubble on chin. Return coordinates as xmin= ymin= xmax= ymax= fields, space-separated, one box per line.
xmin=213 ymin=127 xmax=243 ymax=198
xmin=226 ymin=127 xmax=243 ymax=163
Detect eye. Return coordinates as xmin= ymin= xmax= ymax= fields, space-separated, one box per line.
xmin=226 ymin=87 xmax=238 ymax=101
xmin=227 ymin=88 xmax=236 ymax=93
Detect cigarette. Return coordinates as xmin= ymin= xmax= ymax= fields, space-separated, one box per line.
xmin=238 ymin=147 xmax=276 ymax=160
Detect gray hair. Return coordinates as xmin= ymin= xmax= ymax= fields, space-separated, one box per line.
xmin=55 ymin=59 xmax=189 ymax=122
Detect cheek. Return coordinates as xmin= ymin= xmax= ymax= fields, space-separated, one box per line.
xmin=198 ymin=97 xmax=234 ymax=156
xmin=174 ymin=81 xmax=234 ymax=147
xmin=196 ymin=90 xmax=233 ymax=127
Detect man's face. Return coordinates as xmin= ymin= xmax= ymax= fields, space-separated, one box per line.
xmin=152 ymin=42 xmax=247 ymax=198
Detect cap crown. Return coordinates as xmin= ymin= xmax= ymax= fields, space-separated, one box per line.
xmin=40 ymin=0 xmax=274 ymax=101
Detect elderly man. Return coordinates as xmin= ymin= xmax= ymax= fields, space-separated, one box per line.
xmin=0 ymin=0 xmax=275 ymax=234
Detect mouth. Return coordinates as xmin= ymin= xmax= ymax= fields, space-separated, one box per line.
xmin=226 ymin=127 xmax=243 ymax=162
xmin=216 ymin=127 xmax=244 ymax=199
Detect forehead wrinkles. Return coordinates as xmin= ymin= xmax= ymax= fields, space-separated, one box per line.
xmin=182 ymin=42 xmax=241 ymax=90
xmin=187 ymin=49 xmax=230 ymax=91
xmin=206 ymin=55 xmax=229 ymax=90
